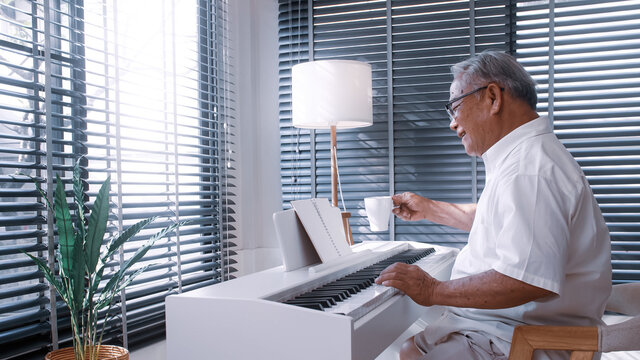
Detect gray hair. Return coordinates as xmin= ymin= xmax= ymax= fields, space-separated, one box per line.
xmin=451 ymin=51 xmax=537 ymax=110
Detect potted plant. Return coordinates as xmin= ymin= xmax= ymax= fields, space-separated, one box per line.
xmin=24 ymin=161 xmax=186 ymax=360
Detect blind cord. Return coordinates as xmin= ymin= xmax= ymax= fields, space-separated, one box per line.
xmin=333 ymin=145 xmax=347 ymax=213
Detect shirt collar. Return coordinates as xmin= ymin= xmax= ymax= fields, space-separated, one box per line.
xmin=481 ymin=115 xmax=552 ymax=175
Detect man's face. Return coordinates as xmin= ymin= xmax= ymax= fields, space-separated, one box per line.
xmin=448 ymin=79 xmax=492 ymax=157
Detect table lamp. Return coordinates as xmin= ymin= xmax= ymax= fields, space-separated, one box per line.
xmin=291 ymin=59 xmax=373 ymax=244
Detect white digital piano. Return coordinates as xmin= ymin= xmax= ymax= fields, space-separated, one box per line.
xmin=166 ymin=240 xmax=457 ymax=360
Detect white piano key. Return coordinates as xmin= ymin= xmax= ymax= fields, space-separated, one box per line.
xmin=324 ymin=253 xmax=436 ymax=320
xmin=326 ymin=283 xmax=398 ymax=318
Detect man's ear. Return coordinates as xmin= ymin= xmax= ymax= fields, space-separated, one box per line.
xmin=486 ymin=83 xmax=502 ymax=116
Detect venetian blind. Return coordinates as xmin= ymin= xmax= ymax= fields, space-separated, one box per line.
xmin=392 ymin=0 xmax=511 ymax=246
xmin=0 ymin=0 xmax=237 ymax=358
xmin=514 ymin=0 xmax=640 ymax=283
xmin=312 ymin=0 xmax=391 ymax=241
xmin=0 ymin=0 xmax=71 ymax=356
xmin=279 ymin=0 xmax=312 ymax=207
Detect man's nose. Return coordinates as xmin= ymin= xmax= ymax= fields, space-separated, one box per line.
xmin=449 ymin=118 xmax=458 ymax=132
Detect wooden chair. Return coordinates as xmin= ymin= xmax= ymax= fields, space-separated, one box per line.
xmin=508 ymin=283 xmax=640 ymax=360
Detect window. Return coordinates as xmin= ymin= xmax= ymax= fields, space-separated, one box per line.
xmin=278 ymin=0 xmax=511 ymax=245
xmin=0 ymin=0 xmax=236 ymax=358
xmin=279 ymin=0 xmax=640 ymax=282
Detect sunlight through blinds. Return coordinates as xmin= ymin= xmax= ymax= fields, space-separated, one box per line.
xmin=0 ymin=0 xmax=237 ymax=357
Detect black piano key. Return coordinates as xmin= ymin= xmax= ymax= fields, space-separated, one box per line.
xmin=295 ymin=295 xmax=338 ymax=306
xmin=286 ymin=298 xmax=333 ymax=308
xmin=323 ymin=289 xmax=352 ymax=299
xmin=338 ymin=279 xmax=373 ymax=289
xmin=325 ymin=285 xmax=360 ymax=295
xmin=285 ymin=301 xmax=324 ymax=311
xmin=301 ymin=290 xmax=347 ymax=301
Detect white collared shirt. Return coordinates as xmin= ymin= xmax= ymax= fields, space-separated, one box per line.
xmin=428 ymin=116 xmax=612 ymax=359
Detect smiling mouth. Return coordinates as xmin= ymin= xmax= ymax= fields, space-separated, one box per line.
xmin=459 ymin=131 xmax=466 ymax=139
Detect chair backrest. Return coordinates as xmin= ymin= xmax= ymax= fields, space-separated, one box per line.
xmin=508 ymin=282 xmax=640 ymax=359
xmin=599 ymin=314 xmax=640 ymax=352
xmin=598 ymin=282 xmax=640 ymax=353
xmin=605 ymin=282 xmax=640 ymax=316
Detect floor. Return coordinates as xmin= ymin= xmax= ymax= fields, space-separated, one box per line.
xmin=130 ymin=340 xmax=165 ymax=360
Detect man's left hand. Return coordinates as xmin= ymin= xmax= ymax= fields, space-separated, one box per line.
xmin=375 ymin=262 xmax=440 ymax=307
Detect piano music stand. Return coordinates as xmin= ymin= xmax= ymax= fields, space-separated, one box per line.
xmin=273 ymin=209 xmax=321 ymax=271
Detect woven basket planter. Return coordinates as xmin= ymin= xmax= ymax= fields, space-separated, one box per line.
xmin=45 ymin=345 xmax=129 ymax=360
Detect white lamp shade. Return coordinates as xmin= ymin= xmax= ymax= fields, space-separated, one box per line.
xmin=292 ymin=60 xmax=373 ymax=129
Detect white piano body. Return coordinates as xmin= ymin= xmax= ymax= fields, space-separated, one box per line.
xmin=166 ymin=241 xmax=458 ymax=360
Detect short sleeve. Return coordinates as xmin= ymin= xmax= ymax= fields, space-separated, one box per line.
xmin=491 ymin=174 xmax=573 ymax=294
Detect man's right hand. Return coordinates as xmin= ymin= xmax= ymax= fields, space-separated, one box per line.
xmin=391 ymin=192 xmax=477 ymax=231
xmin=392 ymin=192 xmax=428 ymax=221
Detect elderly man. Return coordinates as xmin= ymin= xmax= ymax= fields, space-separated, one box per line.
xmin=375 ymin=51 xmax=612 ymax=360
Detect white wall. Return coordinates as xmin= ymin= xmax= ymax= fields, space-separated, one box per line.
xmin=232 ymin=0 xmax=283 ymax=276
xmin=131 ymin=1 xmax=281 ymax=358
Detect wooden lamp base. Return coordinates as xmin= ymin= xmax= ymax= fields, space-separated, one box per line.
xmin=341 ymin=212 xmax=353 ymax=245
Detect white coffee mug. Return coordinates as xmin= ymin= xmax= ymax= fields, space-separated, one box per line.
xmin=364 ymin=196 xmax=392 ymax=232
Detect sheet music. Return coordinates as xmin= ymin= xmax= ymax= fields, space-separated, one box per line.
xmin=291 ymin=198 xmax=352 ymax=263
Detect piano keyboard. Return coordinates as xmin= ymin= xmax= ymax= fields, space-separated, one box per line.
xmin=283 ymin=248 xmax=435 ymax=320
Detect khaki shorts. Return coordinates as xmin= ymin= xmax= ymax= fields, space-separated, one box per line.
xmin=414 ymin=330 xmax=507 ymax=360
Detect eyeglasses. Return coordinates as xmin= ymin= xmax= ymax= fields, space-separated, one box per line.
xmin=444 ymin=86 xmax=489 ymax=121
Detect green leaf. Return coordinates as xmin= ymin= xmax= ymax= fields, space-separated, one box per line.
xmin=55 ymin=247 xmax=82 ymax=313
xmin=71 ymin=241 xmax=86 ymax=310
xmin=23 ymin=252 xmax=68 ymax=304
xmin=113 ymin=264 xmax=151 ymax=294
xmin=100 ymin=238 xmax=155 ymax=300
xmin=72 ymin=160 xmax=85 ymax=209
xmin=86 ymin=262 xmax=106 ymax=308
xmin=73 ymin=161 xmax=86 ymax=256
xmin=54 ymin=251 xmax=68 ymax=281
xmin=54 ymin=174 xmax=76 ymax=276
xmin=93 ymin=292 xmax=113 ymax=312
xmin=100 ymin=221 xmax=187 ymax=301
xmin=33 ymin=178 xmax=53 ymax=212
xmin=102 ymin=217 xmax=157 ymax=262
xmin=95 ymin=264 xmax=152 ymax=310
xmin=86 ymin=177 xmax=110 ymax=273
